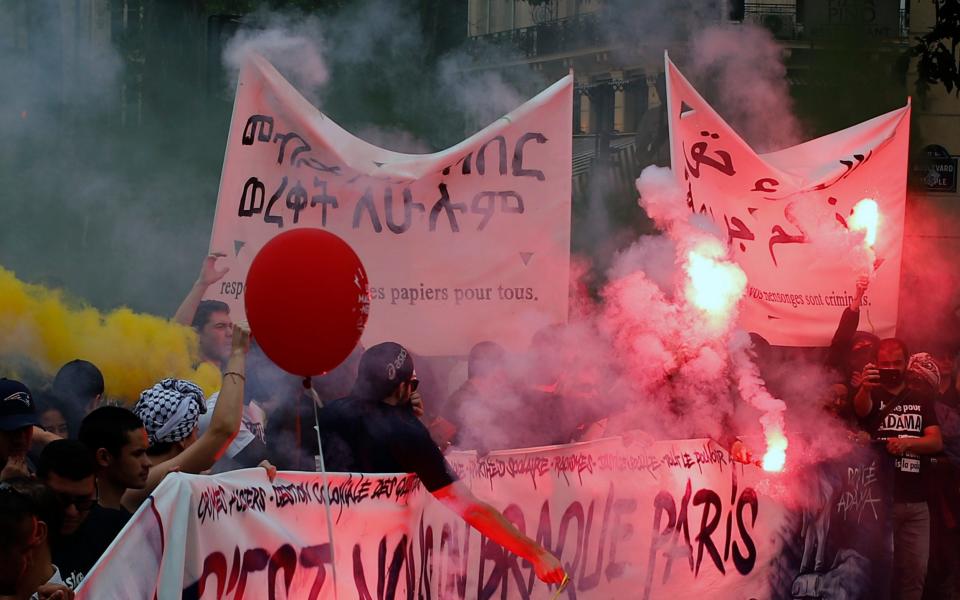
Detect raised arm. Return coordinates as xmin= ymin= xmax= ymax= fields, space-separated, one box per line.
xmin=122 ymin=326 xmax=249 ymax=510
xmin=849 ymin=275 xmax=869 ymax=313
xmin=159 ymin=325 xmax=248 ymax=472
xmin=173 ymin=253 xmax=229 ymax=326
xmin=826 ymin=276 xmax=869 ymax=370
xmin=432 ymin=480 xmax=565 ymax=584
xmin=853 ymin=362 xmax=879 ymax=418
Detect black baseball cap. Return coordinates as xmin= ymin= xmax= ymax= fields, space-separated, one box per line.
xmin=354 ymin=342 xmax=415 ymax=399
xmin=0 ymin=379 xmax=38 ymax=431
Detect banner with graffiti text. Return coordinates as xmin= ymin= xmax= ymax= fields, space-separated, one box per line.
xmin=666 ymin=54 xmax=909 ymax=346
xmin=204 ymin=54 xmax=572 ymax=356
xmin=76 ymin=437 xmax=893 ymax=599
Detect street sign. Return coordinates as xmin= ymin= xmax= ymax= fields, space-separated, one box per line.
xmin=912 ymin=144 xmax=958 ymax=193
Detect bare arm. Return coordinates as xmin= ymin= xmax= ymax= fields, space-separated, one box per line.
xmin=173 ymin=254 xmax=229 ymax=326
xmin=31 ymin=426 xmax=61 ymax=449
xmin=165 ymin=343 xmax=247 ymax=472
xmin=122 ymin=326 xmax=249 ymax=511
xmin=432 ymin=480 xmax=565 ymax=584
xmin=826 ymin=278 xmax=869 ymax=371
xmin=853 ymin=363 xmax=879 ymax=418
xmin=913 ymin=426 xmax=944 ymax=454
xmin=889 ymin=426 xmax=943 ymax=455
xmin=853 ymin=386 xmax=872 ymax=418
xmin=0 ymin=455 xmax=30 ymax=481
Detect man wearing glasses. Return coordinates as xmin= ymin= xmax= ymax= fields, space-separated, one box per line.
xmin=36 ymin=440 xmax=128 ymax=591
xmin=319 ymin=342 xmax=566 ymax=586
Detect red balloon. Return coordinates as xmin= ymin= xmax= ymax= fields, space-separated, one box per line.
xmin=245 ymin=228 xmax=369 ymax=377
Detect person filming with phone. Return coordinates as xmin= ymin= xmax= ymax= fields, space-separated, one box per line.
xmin=854 ymin=338 xmax=942 ymax=600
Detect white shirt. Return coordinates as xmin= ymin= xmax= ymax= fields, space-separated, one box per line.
xmin=31 ymin=565 xmax=64 ymax=599
xmin=197 ymin=392 xmax=266 ymax=470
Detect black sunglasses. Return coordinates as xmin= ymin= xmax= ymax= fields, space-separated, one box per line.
xmin=55 ymin=491 xmax=96 ymax=512
xmin=408 ymin=378 xmax=419 ymax=392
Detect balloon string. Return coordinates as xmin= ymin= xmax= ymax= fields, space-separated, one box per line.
xmin=305 ymin=377 xmax=340 ymax=600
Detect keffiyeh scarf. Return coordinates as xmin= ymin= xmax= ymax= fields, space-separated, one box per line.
xmin=908 ymin=352 xmax=941 ymax=391
xmin=134 ymin=378 xmax=207 ymax=446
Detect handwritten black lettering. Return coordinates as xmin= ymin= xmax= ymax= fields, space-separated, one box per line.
xmin=477 ymin=136 xmax=508 ymax=176
xmin=429 ymin=183 xmax=466 ymax=232
xmin=285 ymin=179 xmax=308 ymax=224
xmin=310 ymin=177 xmax=338 ymax=226
xmin=512 ymin=132 xmax=548 ymax=181
xmin=238 ymin=177 xmax=266 ymax=218
xmin=384 ymin=187 xmax=425 ymax=234
xmin=353 ymin=187 xmax=383 ymax=233
xmin=242 ymin=115 xmax=275 ymax=146
xmin=264 ymin=176 xmax=287 ymax=228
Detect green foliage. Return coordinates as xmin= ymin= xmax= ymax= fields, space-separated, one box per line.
xmin=912 ymin=0 xmax=960 ymax=97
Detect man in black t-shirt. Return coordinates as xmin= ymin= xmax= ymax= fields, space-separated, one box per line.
xmin=79 ymin=406 xmax=151 ymax=514
xmin=319 ymin=342 xmax=566 ymax=586
xmin=37 ymin=439 xmax=129 ymax=590
xmin=854 ymin=338 xmax=943 ymax=600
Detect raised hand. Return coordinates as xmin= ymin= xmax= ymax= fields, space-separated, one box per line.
xmin=198 ymin=253 xmax=230 ymax=287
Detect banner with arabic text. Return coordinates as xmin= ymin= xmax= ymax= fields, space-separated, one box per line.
xmin=666 ymin=54 xmax=909 ymax=346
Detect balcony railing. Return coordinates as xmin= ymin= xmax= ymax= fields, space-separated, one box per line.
xmin=744 ymin=3 xmax=800 ymax=39
xmin=466 ymin=4 xmax=910 ymax=61
xmin=744 ymin=3 xmax=910 ymax=42
xmin=466 ymin=12 xmax=604 ymax=59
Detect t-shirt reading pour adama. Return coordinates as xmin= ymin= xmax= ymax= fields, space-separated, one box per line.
xmin=861 ymin=387 xmax=940 ymax=503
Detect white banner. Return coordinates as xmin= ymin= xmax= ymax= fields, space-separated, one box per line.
xmin=76 ymin=437 xmax=894 ymax=599
xmin=205 ymin=55 xmax=572 ymax=356
xmin=666 ymin=54 xmax=909 ymax=346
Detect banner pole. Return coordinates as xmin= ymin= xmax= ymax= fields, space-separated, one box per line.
xmin=305 ymin=378 xmax=341 ymax=600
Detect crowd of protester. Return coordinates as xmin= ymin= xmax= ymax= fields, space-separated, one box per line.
xmin=1 ymin=254 xmax=959 ymax=598
xmin=806 ymin=275 xmax=960 ymax=600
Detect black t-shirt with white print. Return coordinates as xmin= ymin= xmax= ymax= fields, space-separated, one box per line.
xmin=861 ymin=387 xmax=940 ymax=503
xmin=52 ymin=505 xmax=131 ymax=589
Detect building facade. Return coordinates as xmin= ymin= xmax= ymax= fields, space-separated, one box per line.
xmin=464 ymin=0 xmax=960 ymax=347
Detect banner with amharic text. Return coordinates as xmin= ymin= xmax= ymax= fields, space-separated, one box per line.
xmin=205 ymin=55 xmax=572 ymax=356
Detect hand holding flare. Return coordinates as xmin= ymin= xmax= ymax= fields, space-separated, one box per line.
xmin=551 ymin=573 xmax=571 ymax=599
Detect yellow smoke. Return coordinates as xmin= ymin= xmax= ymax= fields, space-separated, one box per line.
xmin=0 ymin=266 xmax=220 ymax=402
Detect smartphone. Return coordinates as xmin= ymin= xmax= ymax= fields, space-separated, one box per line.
xmin=878 ymin=368 xmax=901 ymax=387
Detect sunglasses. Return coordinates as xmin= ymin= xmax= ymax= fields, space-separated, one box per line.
xmin=55 ymin=491 xmax=96 ymax=512
xmin=407 ymin=378 xmax=419 ymax=393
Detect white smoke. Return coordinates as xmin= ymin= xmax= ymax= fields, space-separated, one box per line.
xmin=223 ymin=12 xmax=330 ymax=104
